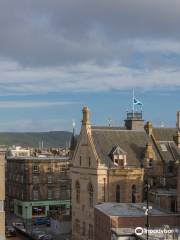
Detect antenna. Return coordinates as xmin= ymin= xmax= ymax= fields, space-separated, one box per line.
xmin=160 ymin=121 xmax=165 ymax=128
xmin=108 ymin=117 xmax=112 ymax=127
xmin=72 ymin=119 xmax=76 ymax=135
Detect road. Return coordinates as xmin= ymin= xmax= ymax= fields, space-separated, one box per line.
xmin=6 ymin=232 xmax=29 ymax=240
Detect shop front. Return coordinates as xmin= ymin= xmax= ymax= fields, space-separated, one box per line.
xmin=14 ymin=199 xmax=70 ymax=220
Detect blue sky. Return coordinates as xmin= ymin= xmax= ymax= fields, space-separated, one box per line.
xmin=0 ymin=0 xmax=179 ymax=132
xmin=0 ymin=89 xmax=179 ymax=132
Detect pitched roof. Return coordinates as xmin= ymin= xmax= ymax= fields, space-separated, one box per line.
xmin=110 ymin=145 xmax=127 ymax=156
xmin=152 ymin=128 xmax=180 ymax=162
xmin=153 ymin=128 xmax=176 ymax=141
xmin=91 ymin=126 xmax=149 ymax=167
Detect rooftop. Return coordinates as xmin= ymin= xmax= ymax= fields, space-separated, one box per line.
xmin=150 ymin=188 xmax=177 ymax=196
xmin=95 ymin=202 xmax=173 ymax=217
xmin=111 ymin=227 xmax=179 ymax=240
xmin=6 ymin=156 xmax=70 ymax=161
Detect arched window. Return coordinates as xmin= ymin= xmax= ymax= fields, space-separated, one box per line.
xmin=75 ymin=181 xmax=80 ymax=203
xmin=82 ymin=221 xmax=86 ymax=236
xmin=88 ymin=183 xmax=94 ymax=208
xmin=74 ymin=219 xmax=80 ymax=233
xmin=116 ymin=184 xmax=121 ymax=203
xmin=132 ymin=184 xmax=136 ymax=203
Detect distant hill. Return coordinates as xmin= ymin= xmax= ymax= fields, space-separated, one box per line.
xmin=0 ymin=131 xmax=73 ymax=148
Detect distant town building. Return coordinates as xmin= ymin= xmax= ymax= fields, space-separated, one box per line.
xmin=6 ymin=155 xmax=71 ymax=221
xmin=0 ymin=152 xmax=5 ymax=239
xmin=6 ymin=146 xmax=31 ymax=157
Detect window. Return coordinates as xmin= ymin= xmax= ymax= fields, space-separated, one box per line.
xmin=116 ymin=185 xmax=121 ymax=203
xmin=160 ymin=144 xmax=168 ymax=151
xmin=132 ymin=185 xmax=136 ymax=203
xmin=48 ymin=189 xmax=53 ymax=199
xmin=47 ymin=164 xmax=52 ymax=172
xmin=32 ymin=165 xmax=39 ymax=173
xmin=88 ymin=183 xmax=94 ymax=208
xmin=82 ymin=221 xmax=86 ymax=236
xmin=21 ymin=191 xmax=24 ymax=200
xmin=60 ymin=185 xmax=67 ymax=200
xmin=75 ymin=219 xmax=80 ymax=233
xmin=54 ymin=189 xmax=59 ymax=199
xmin=33 ymin=190 xmax=39 ymax=200
xmin=110 ymin=146 xmax=127 ymax=167
xmin=168 ymin=164 xmax=173 ymax=173
xmin=75 ymin=181 xmax=80 ymax=203
xmin=18 ymin=205 xmax=22 ymax=215
xmin=32 ymin=175 xmax=39 ymax=184
xmin=88 ymin=224 xmax=93 ymax=239
xmin=0 ymin=200 xmax=4 ymax=212
xmin=149 ymin=159 xmax=153 ymax=168
xmin=48 ymin=175 xmax=53 ymax=184
xmin=88 ymin=157 xmax=91 ymax=167
xmin=21 ymin=176 xmax=24 ymax=183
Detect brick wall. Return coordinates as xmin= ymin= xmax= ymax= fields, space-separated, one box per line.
xmin=94 ymin=207 xmax=180 ymax=240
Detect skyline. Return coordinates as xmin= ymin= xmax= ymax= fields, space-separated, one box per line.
xmin=0 ymin=0 xmax=180 ymax=131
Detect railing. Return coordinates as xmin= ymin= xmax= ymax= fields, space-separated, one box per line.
xmin=126 ymin=111 xmax=143 ymax=120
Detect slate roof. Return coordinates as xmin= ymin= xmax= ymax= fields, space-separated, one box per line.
xmin=152 ymin=128 xmax=180 ymax=163
xmin=91 ymin=126 xmax=149 ymax=167
xmin=90 ymin=125 xmax=180 ymax=168
xmin=153 ymin=128 xmax=176 ymax=141
xmin=110 ymin=145 xmax=127 ymax=156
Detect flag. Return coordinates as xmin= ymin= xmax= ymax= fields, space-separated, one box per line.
xmin=133 ymin=98 xmax=143 ymax=106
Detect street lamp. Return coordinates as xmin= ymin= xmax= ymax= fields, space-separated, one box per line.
xmin=25 ymin=206 xmax=28 ymax=230
xmin=143 ymin=180 xmax=152 ymax=240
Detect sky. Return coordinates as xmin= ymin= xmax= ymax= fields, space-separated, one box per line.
xmin=0 ymin=0 xmax=180 ymax=132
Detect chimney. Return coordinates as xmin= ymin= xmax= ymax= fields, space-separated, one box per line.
xmin=177 ymin=111 xmax=180 ymax=130
xmin=144 ymin=121 xmax=153 ymax=136
xmin=124 ymin=111 xmax=144 ymax=130
xmin=82 ymin=106 xmax=90 ymax=125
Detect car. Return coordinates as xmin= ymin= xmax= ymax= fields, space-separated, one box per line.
xmin=13 ymin=222 xmax=26 ymax=232
xmin=33 ymin=217 xmax=50 ymax=226
xmin=31 ymin=230 xmax=46 ymax=240
xmin=5 ymin=226 xmax=16 ymax=237
xmin=39 ymin=234 xmax=53 ymax=240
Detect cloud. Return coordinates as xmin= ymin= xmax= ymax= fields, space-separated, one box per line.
xmin=0 ymin=100 xmax=79 ymax=108
xmin=0 ymin=60 xmax=179 ymax=94
xmin=0 ymin=0 xmax=179 ymax=94
xmin=0 ymin=0 xmax=180 ymax=67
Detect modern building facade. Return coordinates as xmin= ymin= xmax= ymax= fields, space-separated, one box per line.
xmin=6 ymin=155 xmax=71 ymax=221
xmin=0 ymin=152 xmax=5 ymax=239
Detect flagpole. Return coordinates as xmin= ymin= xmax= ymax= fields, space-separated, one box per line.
xmin=132 ymin=89 xmax=134 ymax=116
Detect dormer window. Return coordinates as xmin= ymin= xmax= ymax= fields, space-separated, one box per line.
xmin=147 ymin=158 xmax=153 ymax=168
xmin=160 ymin=144 xmax=168 ymax=152
xmin=110 ymin=146 xmax=127 ymax=167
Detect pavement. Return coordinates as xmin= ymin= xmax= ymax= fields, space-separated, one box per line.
xmin=6 ymin=213 xmax=72 ymax=240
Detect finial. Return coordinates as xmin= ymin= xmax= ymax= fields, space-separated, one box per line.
xmin=82 ymin=106 xmax=90 ymax=125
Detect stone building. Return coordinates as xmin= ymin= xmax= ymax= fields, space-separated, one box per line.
xmin=0 ymin=152 xmax=5 ymax=239
xmin=144 ymin=114 xmax=180 ymax=213
xmin=71 ymin=108 xmax=147 ymax=240
xmin=71 ymin=107 xmax=180 ymax=240
xmin=6 ymin=155 xmax=71 ymax=220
